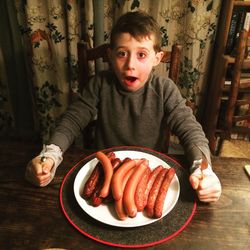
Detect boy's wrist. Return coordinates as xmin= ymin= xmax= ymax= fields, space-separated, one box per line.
xmin=38 ymin=144 xmax=63 ymax=168
xmin=190 ymin=159 xmax=212 ymax=174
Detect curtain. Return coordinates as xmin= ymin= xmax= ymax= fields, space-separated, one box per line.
xmin=0 ymin=0 xmax=222 ymax=143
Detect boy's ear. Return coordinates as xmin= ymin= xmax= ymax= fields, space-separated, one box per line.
xmin=153 ymin=51 xmax=164 ymax=66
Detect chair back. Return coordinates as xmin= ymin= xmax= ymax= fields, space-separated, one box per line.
xmin=77 ymin=42 xmax=110 ymax=93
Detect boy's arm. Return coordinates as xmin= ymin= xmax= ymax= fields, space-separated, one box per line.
xmin=48 ymin=75 xmax=100 ymax=152
xmin=26 ymin=75 xmax=100 ymax=187
xmin=164 ymin=80 xmax=221 ymax=202
xmin=164 ymin=79 xmax=211 ymax=166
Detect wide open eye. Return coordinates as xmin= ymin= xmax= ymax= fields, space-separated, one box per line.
xmin=137 ymin=52 xmax=147 ymax=59
xmin=116 ymin=50 xmax=128 ymax=58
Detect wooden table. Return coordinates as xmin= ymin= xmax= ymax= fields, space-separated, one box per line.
xmin=0 ymin=140 xmax=249 ymax=250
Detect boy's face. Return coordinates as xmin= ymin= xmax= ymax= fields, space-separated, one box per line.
xmin=108 ymin=33 xmax=163 ymax=92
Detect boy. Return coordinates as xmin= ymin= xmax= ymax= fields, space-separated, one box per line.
xmin=26 ymin=11 xmax=221 ymax=202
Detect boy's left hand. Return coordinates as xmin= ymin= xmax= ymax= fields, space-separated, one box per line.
xmin=189 ymin=167 xmax=222 ymax=202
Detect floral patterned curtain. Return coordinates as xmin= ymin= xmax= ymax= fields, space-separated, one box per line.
xmin=0 ymin=0 xmax=222 ymax=143
xmin=15 ymin=0 xmax=81 ymax=142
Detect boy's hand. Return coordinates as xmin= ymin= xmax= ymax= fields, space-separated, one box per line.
xmin=189 ymin=167 xmax=222 ymax=202
xmin=25 ymin=157 xmax=55 ymax=187
xmin=25 ymin=144 xmax=63 ymax=187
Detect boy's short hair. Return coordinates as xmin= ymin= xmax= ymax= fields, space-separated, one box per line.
xmin=110 ymin=11 xmax=162 ymax=52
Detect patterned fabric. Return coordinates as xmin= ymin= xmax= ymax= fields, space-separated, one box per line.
xmin=0 ymin=0 xmax=221 ymax=143
xmin=15 ymin=0 xmax=81 ymax=142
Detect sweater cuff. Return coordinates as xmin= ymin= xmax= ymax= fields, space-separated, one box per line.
xmin=190 ymin=159 xmax=212 ymax=174
xmin=186 ymin=143 xmax=212 ymax=167
xmin=38 ymin=144 xmax=63 ymax=169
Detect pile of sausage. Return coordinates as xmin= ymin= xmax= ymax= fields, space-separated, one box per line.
xmin=82 ymin=151 xmax=176 ymax=220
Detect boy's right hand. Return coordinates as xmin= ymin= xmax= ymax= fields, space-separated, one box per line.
xmin=25 ymin=157 xmax=55 ymax=187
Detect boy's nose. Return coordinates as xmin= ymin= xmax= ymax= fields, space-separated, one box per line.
xmin=126 ymin=54 xmax=135 ymax=70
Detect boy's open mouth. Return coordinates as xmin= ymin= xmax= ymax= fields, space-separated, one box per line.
xmin=124 ymin=76 xmax=138 ymax=86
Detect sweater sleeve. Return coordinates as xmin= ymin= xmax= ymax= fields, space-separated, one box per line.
xmin=164 ymin=79 xmax=211 ymax=166
xmin=49 ymin=76 xmax=99 ymax=152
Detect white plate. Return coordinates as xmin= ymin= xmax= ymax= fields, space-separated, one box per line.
xmin=73 ymin=149 xmax=180 ymax=228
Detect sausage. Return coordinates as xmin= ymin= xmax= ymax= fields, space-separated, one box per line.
xmin=123 ymin=160 xmax=149 ymax=218
xmin=82 ymin=151 xmax=115 ymax=199
xmin=134 ymin=166 xmax=151 ymax=212
xmin=114 ymin=198 xmax=127 ymax=221
xmin=146 ymin=168 xmax=168 ymax=218
xmin=114 ymin=167 xmax=135 ymax=220
xmin=122 ymin=157 xmax=132 ymax=163
xmin=111 ymin=159 xmax=137 ymax=201
xmin=91 ymin=176 xmax=104 ymax=206
xmin=106 ymin=157 xmax=123 ymax=200
xmin=142 ymin=165 xmax=164 ymax=208
xmin=92 ymin=194 xmax=102 ymax=207
xmin=111 ymin=158 xmax=122 ymax=169
xmin=82 ymin=162 xmax=102 ymax=199
xmin=90 ymin=158 xmax=121 ymax=206
xmin=96 ymin=151 xmax=114 ymax=198
xmin=154 ymin=167 xmax=176 ymax=218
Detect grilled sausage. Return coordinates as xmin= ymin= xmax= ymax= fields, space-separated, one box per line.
xmin=91 ymin=176 xmax=104 ymax=206
xmin=146 ymin=168 xmax=168 ymax=218
xmin=82 ymin=151 xmax=115 ymax=199
xmin=82 ymin=163 xmax=102 ymax=199
xmin=142 ymin=165 xmax=164 ymax=209
xmin=154 ymin=167 xmax=176 ymax=218
xmin=91 ymin=157 xmax=121 ymax=206
xmin=134 ymin=166 xmax=151 ymax=211
xmin=111 ymin=158 xmax=122 ymax=169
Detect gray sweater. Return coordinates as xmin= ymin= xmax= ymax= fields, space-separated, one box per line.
xmin=50 ymin=70 xmax=211 ymax=165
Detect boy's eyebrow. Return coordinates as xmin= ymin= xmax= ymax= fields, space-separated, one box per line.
xmin=114 ymin=46 xmax=151 ymax=51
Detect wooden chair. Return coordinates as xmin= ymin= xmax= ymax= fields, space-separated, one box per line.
xmin=222 ymin=29 xmax=250 ymax=141
xmin=77 ymin=41 xmax=182 ymax=151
